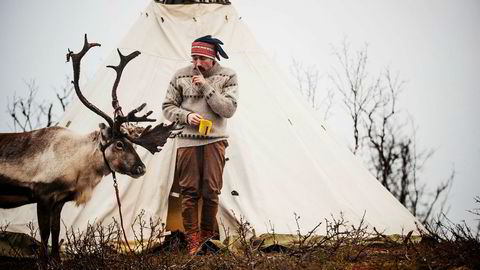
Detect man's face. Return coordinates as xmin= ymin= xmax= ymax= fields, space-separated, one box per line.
xmin=192 ymin=55 xmax=214 ymax=73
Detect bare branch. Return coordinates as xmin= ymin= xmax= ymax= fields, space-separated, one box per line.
xmin=290 ymin=58 xmax=333 ymax=121
xmin=329 ymin=39 xmax=378 ymax=154
xmin=331 ymin=40 xmax=454 ymax=224
xmin=55 ymin=75 xmax=75 ymax=112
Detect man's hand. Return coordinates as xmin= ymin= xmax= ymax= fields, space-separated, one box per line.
xmin=192 ymin=74 xmax=207 ymax=88
xmin=187 ymin=113 xmax=203 ymax=126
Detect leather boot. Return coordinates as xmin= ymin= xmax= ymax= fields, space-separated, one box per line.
xmin=186 ymin=231 xmax=201 ymax=256
xmin=200 ymin=230 xmax=218 ymax=243
xmin=200 ymin=230 xmax=219 ymax=253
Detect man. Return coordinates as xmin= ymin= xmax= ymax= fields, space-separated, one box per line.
xmin=162 ymin=35 xmax=238 ymax=255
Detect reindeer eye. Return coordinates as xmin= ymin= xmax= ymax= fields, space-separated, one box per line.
xmin=115 ymin=141 xmax=124 ymax=149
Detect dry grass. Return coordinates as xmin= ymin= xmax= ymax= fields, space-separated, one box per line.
xmin=0 ymin=210 xmax=478 ymax=270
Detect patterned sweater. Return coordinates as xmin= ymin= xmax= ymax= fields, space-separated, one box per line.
xmin=162 ymin=62 xmax=239 ymax=148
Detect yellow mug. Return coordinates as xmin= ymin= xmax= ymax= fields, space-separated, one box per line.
xmin=198 ymin=119 xmax=212 ymax=135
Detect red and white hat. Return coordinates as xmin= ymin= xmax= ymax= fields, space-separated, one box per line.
xmin=191 ymin=41 xmax=216 ymax=60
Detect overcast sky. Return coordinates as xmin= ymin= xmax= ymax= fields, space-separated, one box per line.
xmin=1 ymin=0 xmax=479 ymax=227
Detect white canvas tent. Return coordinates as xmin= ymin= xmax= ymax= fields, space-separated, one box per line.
xmin=1 ymin=1 xmax=421 ymax=242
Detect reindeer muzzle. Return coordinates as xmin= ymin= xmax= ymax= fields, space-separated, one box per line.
xmin=131 ymin=164 xmax=146 ymax=178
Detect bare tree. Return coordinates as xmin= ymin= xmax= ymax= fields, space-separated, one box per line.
xmin=55 ymin=75 xmax=75 ymax=111
xmin=365 ymin=70 xmax=453 ymax=223
xmin=468 ymin=196 xmax=480 ymax=237
xmin=6 ymin=76 xmax=74 ymax=132
xmin=364 ymin=69 xmax=405 ymax=193
xmin=290 ymin=58 xmax=334 ymax=121
xmin=329 ymin=40 xmax=453 ymax=224
xmin=329 ymin=40 xmax=381 ymax=154
xmin=7 ymin=79 xmax=39 ymax=131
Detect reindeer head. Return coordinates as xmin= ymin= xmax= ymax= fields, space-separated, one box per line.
xmin=67 ymin=34 xmax=180 ymax=178
xmin=96 ymin=123 xmax=144 ymax=178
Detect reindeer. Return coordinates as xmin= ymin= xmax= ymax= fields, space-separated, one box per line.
xmin=0 ymin=35 xmax=178 ymax=262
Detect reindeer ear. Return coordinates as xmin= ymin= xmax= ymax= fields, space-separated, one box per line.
xmin=99 ymin=123 xmax=112 ymax=142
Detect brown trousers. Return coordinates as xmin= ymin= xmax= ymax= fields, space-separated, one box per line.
xmin=175 ymin=140 xmax=228 ymax=234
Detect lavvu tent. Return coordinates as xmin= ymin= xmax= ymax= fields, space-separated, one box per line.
xmin=0 ymin=0 xmax=421 ymax=243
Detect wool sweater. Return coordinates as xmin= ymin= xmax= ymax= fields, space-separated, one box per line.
xmin=162 ymin=62 xmax=239 ymax=148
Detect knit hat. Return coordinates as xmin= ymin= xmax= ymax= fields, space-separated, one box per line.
xmin=191 ymin=35 xmax=229 ymax=61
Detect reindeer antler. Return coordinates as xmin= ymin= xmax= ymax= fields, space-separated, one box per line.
xmin=115 ymin=103 xmax=155 ymax=123
xmin=67 ymin=34 xmax=114 ymax=127
xmin=68 ymin=35 xmax=180 ymax=154
xmin=105 ymin=49 xmax=157 ymax=135
xmin=128 ymin=122 xmax=183 ymax=154
xmin=104 ymin=46 xmax=183 ymax=153
xmin=107 ymin=49 xmax=141 ymax=115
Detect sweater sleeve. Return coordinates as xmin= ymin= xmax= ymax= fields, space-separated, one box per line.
xmin=162 ymin=75 xmax=191 ymax=124
xmin=201 ymin=73 xmax=239 ymax=118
